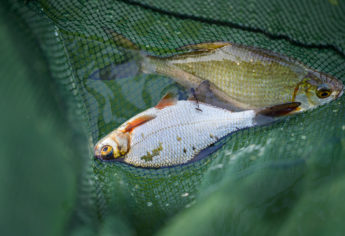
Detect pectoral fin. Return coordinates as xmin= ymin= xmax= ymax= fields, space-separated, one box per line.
xmin=257 ymin=102 xmax=301 ymax=117
xmin=155 ymin=92 xmax=178 ymax=109
xmin=123 ymin=115 xmax=156 ymax=132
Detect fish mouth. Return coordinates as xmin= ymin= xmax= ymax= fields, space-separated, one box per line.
xmin=328 ymin=75 xmax=344 ymax=99
xmin=94 ymin=146 xmax=104 ymax=160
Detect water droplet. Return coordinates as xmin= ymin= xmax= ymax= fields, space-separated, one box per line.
xmin=181 ymin=192 xmax=189 ymax=197
xmin=301 ymin=135 xmax=306 ymax=140
xmin=54 ymin=31 xmax=59 ymax=36
xmin=165 ymin=203 xmax=170 ymax=207
xmin=210 ymin=164 xmax=224 ymax=170
xmin=147 ymin=202 xmax=153 ymax=207
xmin=185 ymin=200 xmax=196 ymax=208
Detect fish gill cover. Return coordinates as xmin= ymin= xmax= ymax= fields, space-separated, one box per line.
xmin=0 ymin=0 xmax=345 ymax=235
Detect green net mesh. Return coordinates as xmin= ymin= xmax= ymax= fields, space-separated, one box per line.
xmin=1 ymin=0 xmax=345 ymax=235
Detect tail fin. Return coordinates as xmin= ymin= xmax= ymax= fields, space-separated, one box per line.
xmin=92 ymin=27 xmax=146 ymax=81
xmin=102 ymin=27 xmax=140 ymax=51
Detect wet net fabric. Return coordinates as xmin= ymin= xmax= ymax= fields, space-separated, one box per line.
xmin=2 ymin=0 xmax=345 ymax=235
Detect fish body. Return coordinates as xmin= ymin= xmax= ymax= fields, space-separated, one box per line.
xmin=95 ymin=100 xmax=255 ymax=167
xmin=137 ymin=42 xmax=343 ymax=112
xmin=94 ymin=94 xmax=300 ymax=168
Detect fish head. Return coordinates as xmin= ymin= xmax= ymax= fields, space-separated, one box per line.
xmin=294 ymin=71 xmax=343 ymax=110
xmin=94 ymin=131 xmax=129 ymax=160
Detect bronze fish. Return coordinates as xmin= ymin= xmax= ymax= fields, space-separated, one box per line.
xmin=107 ymin=31 xmax=343 ymax=112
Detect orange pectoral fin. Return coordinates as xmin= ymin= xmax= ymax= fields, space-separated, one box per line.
xmin=155 ymin=92 xmax=178 ymax=109
xmin=123 ymin=114 xmax=156 ymax=132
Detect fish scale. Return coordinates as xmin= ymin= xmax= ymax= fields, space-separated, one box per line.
xmin=123 ymin=101 xmax=256 ymax=167
xmin=106 ymin=30 xmax=343 ymax=111
xmin=143 ymin=43 xmax=343 ymax=111
xmin=94 ymin=93 xmax=301 ymax=167
xmin=168 ymin=51 xmax=304 ymax=107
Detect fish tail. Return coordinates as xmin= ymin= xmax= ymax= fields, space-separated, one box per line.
xmin=102 ymin=27 xmax=141 ymax=51
xmin=100 ymin=27 xmax=156 ymax=80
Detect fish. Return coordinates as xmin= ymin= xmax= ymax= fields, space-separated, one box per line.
xmin=105 ymin=30 xmax=343 ymax=112
xmin=94 ymin=93 xmax=300 ymax=168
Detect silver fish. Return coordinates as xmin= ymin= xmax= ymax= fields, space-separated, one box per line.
xmin=94 ymin=93 xmax=299 ymax=168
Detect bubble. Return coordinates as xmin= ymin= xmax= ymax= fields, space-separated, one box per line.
xmin=147 ymin=202 xmax=153 ymax=207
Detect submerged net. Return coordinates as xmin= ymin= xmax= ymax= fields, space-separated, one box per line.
xmin=1 ymin=0 xmax=345 ymax=235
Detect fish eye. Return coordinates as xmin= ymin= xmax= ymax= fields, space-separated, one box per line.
xmin=316 ymin=87 xmax=332 ymax=99
xmin=101 ymin=145 xmax=113 ymax=160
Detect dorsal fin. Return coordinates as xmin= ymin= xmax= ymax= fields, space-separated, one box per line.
xmin=123 ymin=114 xmax=156 ymax=132
xmin=178 ymin=42 xmax=230 ymax=52
xmin=155 ymin=92 xmax=178 ymax=109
